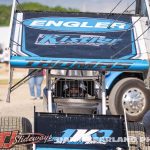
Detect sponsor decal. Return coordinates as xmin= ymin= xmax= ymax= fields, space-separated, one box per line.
xmin=26 ymin=60 xmax=133 ymax=70
xmin=49 ymin=129 xmax=113 ymax=144
xmin=0 ymin=131 xmax=50 ymax=149
xmin=3 ymin=129 xmax=150 ymax=148
xmin=23 ymin=17 xmax=131 ymax=32
xmin=0 ymin=129 xmax=113 ymax=148
xmin=35 ymin=34 xmax=122 ymax=46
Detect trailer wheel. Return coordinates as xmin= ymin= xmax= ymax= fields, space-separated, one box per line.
xmin=0 ymin=116 xmax=32 ymax=150
xmin=109 ymin=78 xmax=150 ymax=121
xmin=128 ymin=121 xmax=147 ymax=150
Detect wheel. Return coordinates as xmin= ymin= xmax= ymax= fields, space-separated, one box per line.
xmin=109 ymin=78 xmax=150 ymax=121
xmin=0 ymin=116 xmax=32 ymax=150
xmin=127 ymin=121 xmax=148 ymax=150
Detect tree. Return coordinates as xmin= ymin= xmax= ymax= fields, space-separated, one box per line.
xmin=20 ymin=2 xmax=79 ymax=12
xmin=0 ymin=3 xmax=79 ymax=26
xmin=0 ymin=5 xmax=11 ymax=26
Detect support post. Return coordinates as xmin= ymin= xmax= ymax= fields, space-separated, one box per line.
xmin=101 ymin=72 xmax=107 ymax=115
xmin=33 ymin=106 xmax=36 ymax=150
xmin=135 ymin=0 xmax=141 ymax=15
xmin=47 ymin=69 xmax=52 ymax=112
xmin=123 ymin=108 xmax=130 ymax=149
xmin=9 ymin=0 xmax=16 ymax=48
xmin=6 ymin=67 xmax=14 ymax=103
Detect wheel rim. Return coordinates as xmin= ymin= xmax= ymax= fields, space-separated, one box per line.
xmin=122 ymin=88 xmax=146 ymax=116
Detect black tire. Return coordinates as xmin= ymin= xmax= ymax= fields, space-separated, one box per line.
xmin=128 ymin=121 xmax=148 ymax=150
xmin=109 ymin=78 xmax=150 ymax=121
xmin=0 ymin=116 xmax=32 ymax=150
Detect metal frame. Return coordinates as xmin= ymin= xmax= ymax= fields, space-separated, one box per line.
xmin=9 ymin=0 xmax=16 ymax=47
xmin=123 ymin=108 xmax=130 ymax=149
xmin=47 ymin=69 xmax=53 ymax=112
xmin=135 ymin=0 xmax=141 ymax=14
xmin=145 ymin=0 xmax=150 ymax=17
xmin=33 ymin=106 xmax=36 ymax=150
xmin=6 ymin=67 xmax=14 ymax=102
xmin=45 ymin=70 xmax=107 ymax=115
xmin=6 ymin=0 xmax=17 ymax=102
xmin=6 ymin=69 xmax=42 ymax=102
xmin=144 ymin=0 xmax=150 ymax=89
xmin=101 ymin=72 xmax=107 ymax=115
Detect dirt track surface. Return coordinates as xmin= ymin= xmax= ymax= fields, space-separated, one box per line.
xmin=0 ymin=83 xmax=45 ymax=129
xmin=0 ymin=63 xmax=45 ymax=129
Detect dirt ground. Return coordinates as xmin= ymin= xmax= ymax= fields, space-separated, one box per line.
xmin=0 ymin=63 xmax=45 ymax=129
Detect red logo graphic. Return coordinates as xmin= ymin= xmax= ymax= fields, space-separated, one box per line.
xmin=0 ymin=131 xmax=51 ymax=149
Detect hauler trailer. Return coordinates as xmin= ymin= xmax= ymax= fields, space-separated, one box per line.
xmin=7 ymin=0 xmax=150 ymax=149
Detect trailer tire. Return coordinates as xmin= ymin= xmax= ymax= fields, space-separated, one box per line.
xmin=128 ymin=121 xmax=147 ymax=150
xmin=109 ymin=78 xmax=150 ymax=121
xmin=0 ymin=116 xmax=32 ymax=150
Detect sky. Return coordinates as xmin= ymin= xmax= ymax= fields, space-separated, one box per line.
xmin=0 ymin=0 xmax=135 ymax=13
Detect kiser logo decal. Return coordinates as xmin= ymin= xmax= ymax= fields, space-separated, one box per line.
xmin=23 ymin=17 xmax=131 ymax=32
xmin=0 ymin=131 xmax=50 ymax=149
xmin=35 ymin=34 xmax=122 ymax=46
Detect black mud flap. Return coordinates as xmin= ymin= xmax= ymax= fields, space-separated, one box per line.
xmin=34 ymin=113 xmax=128 ymax=150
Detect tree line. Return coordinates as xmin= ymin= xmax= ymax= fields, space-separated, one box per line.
xmin=0 ymin=2 xmax=79 ymax=26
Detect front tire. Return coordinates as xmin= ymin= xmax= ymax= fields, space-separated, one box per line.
xmin=109 ymin=78 xmax=150 ymax=121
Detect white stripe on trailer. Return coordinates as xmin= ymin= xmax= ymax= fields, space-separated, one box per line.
xmin=48 ymin=90 xmax=52 ymax=112
xmin=132 ymin=17 xmax=148 ymax=60
xmin=145 ymin=0 xmax=150 ymax=19
xmin=13 ymin=12 xmax=27 ymax=56
xmin=9 ymin=0 xmax=16 ymax=48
